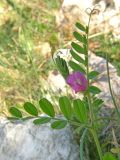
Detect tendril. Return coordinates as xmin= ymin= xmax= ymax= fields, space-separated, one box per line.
xmin=85 ymin=5 xmax=100 ymax=16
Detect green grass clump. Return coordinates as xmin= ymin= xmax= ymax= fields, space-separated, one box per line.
xmin=0 ymin=0 xmax=61 ymax=115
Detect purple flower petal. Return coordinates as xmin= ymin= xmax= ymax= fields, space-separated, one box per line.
xmin=66 ymin=71 xmax=88 ymax=93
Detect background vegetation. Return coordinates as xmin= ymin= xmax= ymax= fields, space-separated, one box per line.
xmin=0 ymin=0 xmax=120 ymax=115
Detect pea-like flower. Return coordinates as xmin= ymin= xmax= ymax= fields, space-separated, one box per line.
xmin=66 ymin=71 xmax=88 ymax=93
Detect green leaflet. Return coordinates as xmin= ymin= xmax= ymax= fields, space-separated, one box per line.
xmin=55 ymin=56 xmax=69 ymax=79
xmin=69 ymin=60 xmax=86 ymax=73
xmin=75 ymin=22 xmax=86 ymax=32
xmin=73 ymin=31 xmax=87 ymax=46
xmin=59 ymin=96 xmax=72 ymax=119
xmin=73 ymin=31 xmax=84 ymax=43
xmin=88 ymin=71 xmax=99 ymax=79
xmin=73 ymin=99 xmax=87 ymax=123
xmin=70 ymin=49 xmax=85 ymax=65
xmin=33 ymin=117 xmax=51 ymax=125
xmin=51 ymin=120 xmax=67 ymax=129
xmin=39 ymin=98 xmax=55 ymax=117
xmin=24 ymin=102 xmax=38 ymax=116
xmin=9 ymin=107 xmax=22 ymax=118
xmin=71 ymin=42 xmax=84 ymax=54
xmin=89 ymin=86 xmax=101 ymax=95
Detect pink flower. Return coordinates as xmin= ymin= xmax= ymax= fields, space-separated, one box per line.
xmin=66 ymin=71 xmax=88 ymax=93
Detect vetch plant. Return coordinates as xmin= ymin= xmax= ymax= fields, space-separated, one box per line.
xmin=8 ymin=7 xmax=120 ymax=160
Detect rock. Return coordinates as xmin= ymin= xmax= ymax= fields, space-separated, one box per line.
xmin=62 ymin=0 xmax=93 ymax=10
xmin=93 ymin=0 xmax=120 ymax=11
xmin=0 ymin=117 xmax=79 ymax=160
xmin=56 ymin=0 xmax=93 ymax=40
xmin=56 ymin=0 xmax=120 ymax=39
xmin=48 ymin=70 xmax=67 ymax=94
xmin=114 ymin=0 xmax=120 ymax=11
xmin=89 ymin=52 xmax=120 ymax=108
xmin=91 ymin=8 xmax=120 ymax=39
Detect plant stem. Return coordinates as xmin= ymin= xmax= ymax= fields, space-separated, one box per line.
xmin=90 ymin=129 xmax=103 ymax=160
xmin=106 ymin=53 xmax=120 ymax=119
xmin=86 ymin=10 xmax=103 ymax=160
xmin=86 ymin=12 xmax=93 ymax=125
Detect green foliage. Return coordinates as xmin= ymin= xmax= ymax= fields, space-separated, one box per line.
xmin=24 ymin=102 xmax=38 ymax=116
xmin=44 ymin=0 xmax=61 ymax=9
xmin=0 ymin=0 xmax=60 ymax=113
xmin=69 ymin=21 xmax=88 ymax=77
xmin=33 ymin=117 xmax=51 ymax=125
xmin=55 ymin=56 xmax=69 ymax=79
xmin=73 ymin=99 xmax=87 ymax=123
xmin=73 ymin=31 xmax=84 ymax=43
xmin=89 ymin=86 xmax=101 ymax=94
xmin=39 ymin=98 xmax=55 ymax=117
xmin=71 ymin=42 xmax=85 ymax=54
xmin=51 ymin=120 xmax=67 ymax=129
xmin=103 ymin=152 xmax=117 ymax=160
xmin=59 ymin=96 xmax=72 ymax=120
xmin=92 ymin=97 xmax=104 ymax=111
xmin=75 ymin=22 xmax=86 ymax=32
xmin=9 ymin=107 xmax=22 ymax=118
xmin=88 ymin=71 xmax=99 ymax=79
xmin=70 ymin=49 xmax=85 ymax=65
xmin=69 ymin=60 xmax=86 ymax=73
xmin=5 ymin=0 xmax=27 ymax=19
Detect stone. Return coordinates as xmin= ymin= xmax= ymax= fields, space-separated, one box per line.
xmin=0 ymin=117 xmax=79 ymax=160
xmin=89 ymin=52 xmax=120 ymax=108
xmin=56 ymin=0 xmax=120 ymax=39
xmin=114 ymin=0 xmax=120 ymax=11
xmin=48 ymin=70 xmax=67 ymax=94
xmin=93 ymin=0 xmax=120 ymax=11
xmin=56 ymin=0 xmax=93 ymax=40
xmin=62 ymin=0 xmax=93 ymax=10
